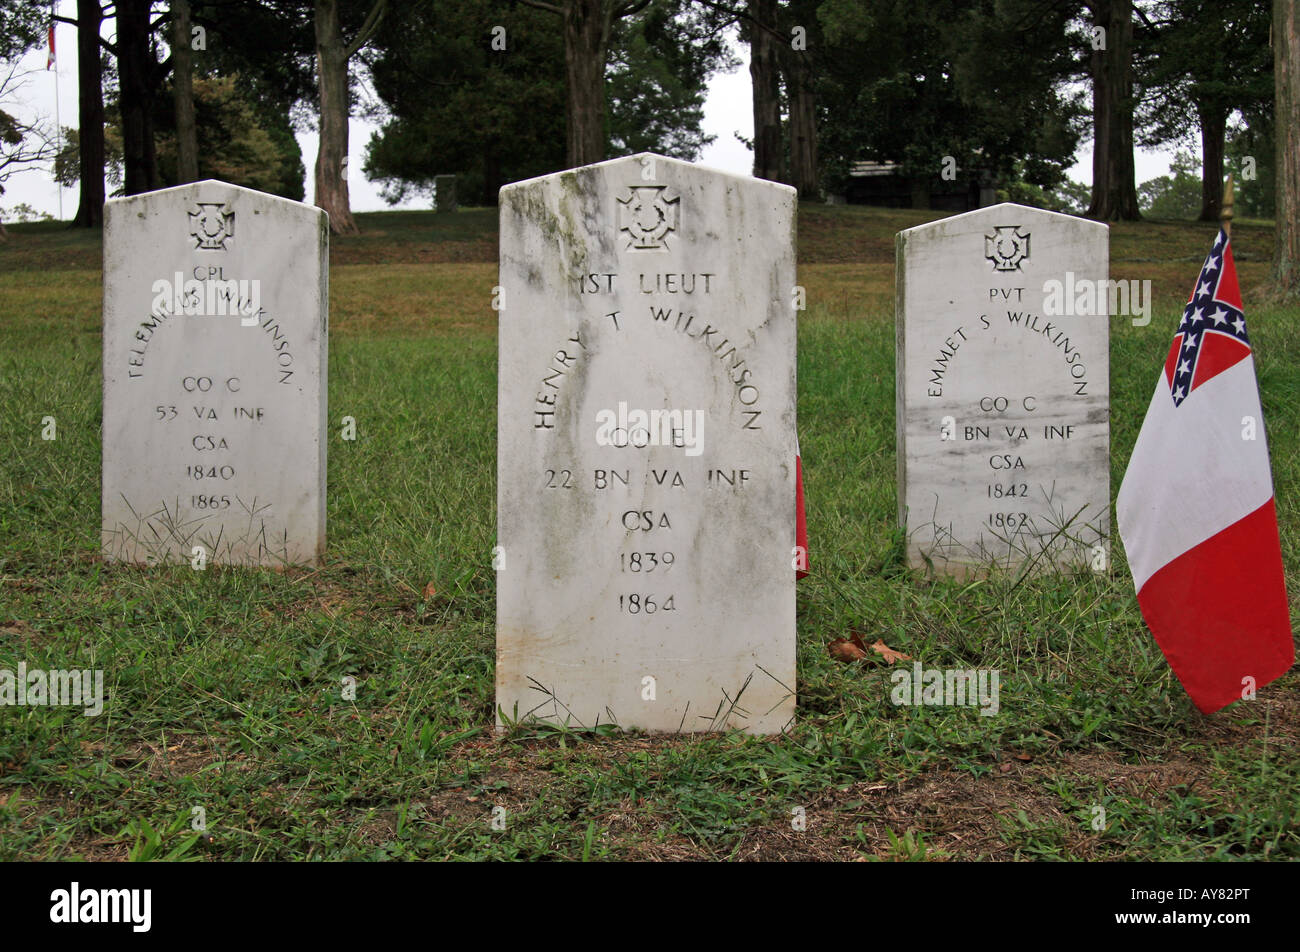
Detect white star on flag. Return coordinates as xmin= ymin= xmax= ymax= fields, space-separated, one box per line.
xmin=1116 ymin=226 xmax=1292 ymax=714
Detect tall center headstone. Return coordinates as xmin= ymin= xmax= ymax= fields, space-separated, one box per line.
xmin=102 ymin=180 xmax=328 ymax=566
xmin=497 ymin=154 xmax=798 ymax=734
xmin=896 ymin=203 xmax=1109 ymax=576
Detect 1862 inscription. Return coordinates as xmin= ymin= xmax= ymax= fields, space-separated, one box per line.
xmin=897 ymin=204 xmax=1110 ymax=577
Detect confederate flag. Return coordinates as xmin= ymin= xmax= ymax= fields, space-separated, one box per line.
xmin=796 ymin=441 xmax=808 ymax=580
xmin=1116 ymin=228 xmax=1293 ymax=713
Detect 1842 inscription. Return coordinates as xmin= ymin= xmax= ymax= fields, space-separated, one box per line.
xmin=897 ymin=204 xmax=1110 ymax=577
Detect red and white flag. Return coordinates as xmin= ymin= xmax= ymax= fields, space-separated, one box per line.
xmin=1117 ymin=228 xmax=1293 ymax=713
xmin=796 ymin=439 xmax=808 ymax=579
xmin=46 ymin=24 xmax=55 ymax=70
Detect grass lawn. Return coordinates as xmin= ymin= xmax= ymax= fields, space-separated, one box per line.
xmin=0 ymin=204 xmax=1296 ymax=861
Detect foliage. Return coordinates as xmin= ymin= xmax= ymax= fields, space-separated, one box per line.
xmin=154 ymin=74 xmax=305 ymax=200
xmin=815 ymin=0 xmax=1084 ymax=199
xmin=1227 ymin=118 xmax=1275 ymax=219
xmin=1002 ymin=176 xmax=1091 ymax=216
xmin=0 ymin=0 xmax=48 ymax=60
xmin=53 ymin=76 xmax=304 ymax=200
xmin=1137 ymin=150 xmax=1202 ymax=219
xmin=362 ymin=0 xmax=567 ymax=206
xmin=0 ymin=66 xmax=58 ymax=201
xmin=362 ymin=0 xmax=732 ymax=205
xmin=1137 ymin=0 xmax=1272 ymax=151
xmin=605 ymin=0 xmax=738 ymax=159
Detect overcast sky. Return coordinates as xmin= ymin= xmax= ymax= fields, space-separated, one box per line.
xmin=2 ymin=8 xmax=1176 ymax=219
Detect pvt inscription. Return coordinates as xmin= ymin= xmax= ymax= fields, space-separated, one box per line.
xmin=896 ymin=203 xmax=1110 ymax=577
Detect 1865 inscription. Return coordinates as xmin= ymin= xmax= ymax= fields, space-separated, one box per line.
xmin=102 ymin=180 xmax=327 ymax=566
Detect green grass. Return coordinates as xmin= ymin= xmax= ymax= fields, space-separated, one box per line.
xmin=0 ymin=205 xmax=1296 ymax=861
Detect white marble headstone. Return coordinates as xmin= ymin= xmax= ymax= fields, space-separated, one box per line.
xmin=497 ymin=153 xmax=797 ymax=734
xmin=896 ymin=203 xmax=1109 ymax=576
xmin=102 ymin=181 xmax=328 ymax=566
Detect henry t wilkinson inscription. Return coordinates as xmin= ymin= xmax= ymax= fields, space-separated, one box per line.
xmin=896 ymin=203 xmax=1110 ymax=577
xmin=497 ymin=154 xmax=798 ymax=734
xmin=102 ymin=181 xmax=328 ymax=566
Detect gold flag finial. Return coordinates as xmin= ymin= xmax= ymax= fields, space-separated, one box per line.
xmin=1220 ymin=174 xmax=1235 ymax=237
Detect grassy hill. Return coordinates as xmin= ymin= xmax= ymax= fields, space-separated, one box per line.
xmin=0 ymin=204 xmax=1295 ymax=861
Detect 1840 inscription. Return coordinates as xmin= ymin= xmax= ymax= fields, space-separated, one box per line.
xmin=102 ymin=180 xmax=327 ymax=566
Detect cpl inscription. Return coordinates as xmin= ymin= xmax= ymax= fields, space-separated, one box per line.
xmin=103 ymin=180 xmax=327 ymax=566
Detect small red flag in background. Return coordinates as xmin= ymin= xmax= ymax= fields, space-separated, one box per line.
xmin=46 ymin=24 xmax=55 ymax=69
xmin=1117 ymin=228 xmax=1293 ymax=713
xmin=796 ymin=439 xmax=809 ymax=579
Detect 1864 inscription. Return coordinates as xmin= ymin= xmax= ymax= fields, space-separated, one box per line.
xmin=497 ymin=154 xmax=797 ymax=734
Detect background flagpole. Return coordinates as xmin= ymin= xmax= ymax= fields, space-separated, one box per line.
xmin=51 ymin=1 xmax=61 ymax=221
xmin=1220 ymin=174 xmax=1234 ymax=238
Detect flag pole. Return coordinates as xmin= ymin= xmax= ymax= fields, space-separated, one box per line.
xmin=1220 ymin=173 xmax=1234 ymax=239
xmin=51 ymin=2 xmax=61 ymax=222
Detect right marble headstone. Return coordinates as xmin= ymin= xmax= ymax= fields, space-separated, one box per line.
xmin=896 ymin=203 xmax=1110 ymax=577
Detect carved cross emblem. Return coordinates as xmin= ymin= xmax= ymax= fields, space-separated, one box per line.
xmin=188 ymin=202 xmax=234 ymax=251
xmin=984 ymin=225 xmax=1030 ymax=272
xmin=617 ymin=185 xmax=679 ymax=251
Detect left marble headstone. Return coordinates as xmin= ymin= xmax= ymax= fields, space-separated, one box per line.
xmin=102 ymin=181 xmax=329 ymax=566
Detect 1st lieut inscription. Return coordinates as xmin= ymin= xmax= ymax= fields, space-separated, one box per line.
xmin=497 ymin=154 xmax=796 ymax=733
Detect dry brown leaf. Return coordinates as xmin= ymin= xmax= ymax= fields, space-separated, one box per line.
xmin=828 ymin=638 xmax=868 ymax=663
xmin=870 ymin=639 xmax=912 ymax=664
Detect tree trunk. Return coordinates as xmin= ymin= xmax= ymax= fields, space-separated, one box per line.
xmin=1197 ymin=102 xmax=1226 ymax=222
xmin=782 ymin=46 xmax=818 ymax=198
xmin=484 ymin=148 xmax=503 ymax=205
xmin=1085 ymin=0 xmax=1140 ymax=220
xmin=118 ymin=0 xmax=159 ymax=195
xmin=72 ymin=0 xmax=105 ymax=227
xmin=172 ymin=0 xmax=198 ymax=184
xmin=748 ymin=0 xmax=784 ymax=183
xmin=910 ymin=177 xmax=931 ymax=211
xmin=1275 ymin=0 xmax=1300 ymax=296
xmin=564 ymin=0 xmax=608 ymax=168
xmin=314 ymin=0 xmax=357 ymax=234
